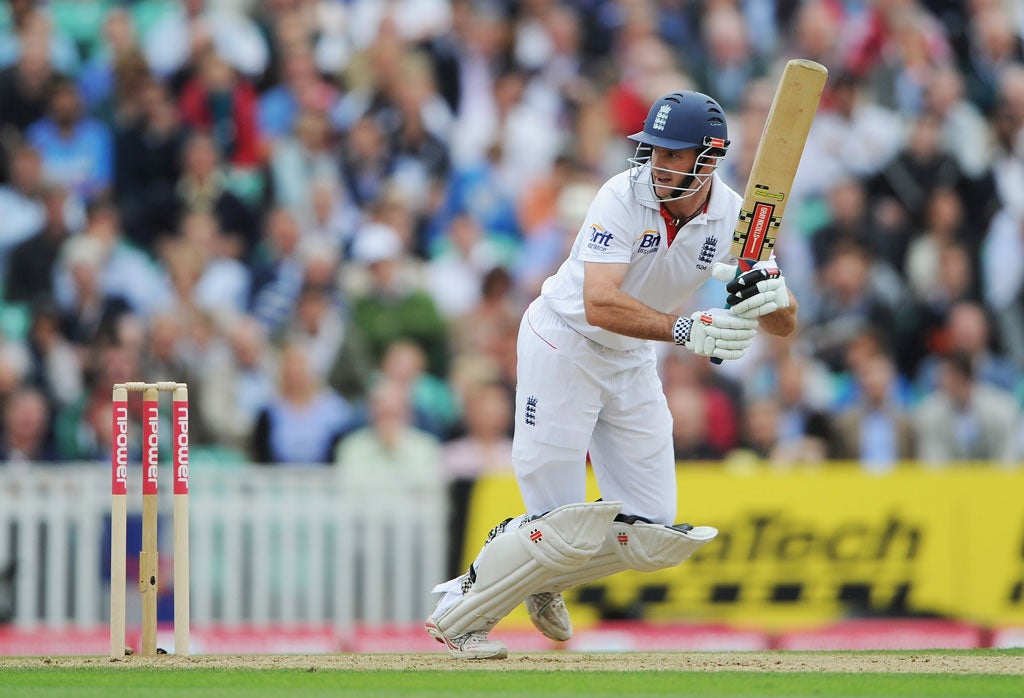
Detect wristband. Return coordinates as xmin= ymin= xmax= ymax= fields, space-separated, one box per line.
xmin=673 ymin=316 xmax=692 ymax=346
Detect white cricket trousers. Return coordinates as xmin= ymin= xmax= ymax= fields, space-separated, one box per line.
xmin=513 ymin=298 xmax=677 ymax=524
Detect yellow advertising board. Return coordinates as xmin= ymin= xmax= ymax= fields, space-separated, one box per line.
xmin=462 ymin=464 xmax=1024 ymax=631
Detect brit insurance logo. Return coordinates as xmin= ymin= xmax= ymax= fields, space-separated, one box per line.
xmin=637 ymin=230 xmax=661 ymax=255
xmin=652 ymin=104 xmax=671 ymax=131
xmin=587 ymin=225 xmax=613 ymax=252
xmin=696 ymin=236 xmax=717 ymax=270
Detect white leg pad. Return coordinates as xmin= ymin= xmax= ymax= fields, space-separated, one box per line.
xmin=431 ymin=501 xmax=622 ymax=638
xmin=539 ymin=521 xmax=718 ymax=593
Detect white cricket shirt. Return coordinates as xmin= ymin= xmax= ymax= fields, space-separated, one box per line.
xmin=541 ymin=167 xmax=745 ymax=351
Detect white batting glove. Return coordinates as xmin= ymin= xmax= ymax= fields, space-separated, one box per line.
xmin=673 ymin=308 xmax=758 ymax=361
xmin=712 ymin=262 xmax=790 ymax=319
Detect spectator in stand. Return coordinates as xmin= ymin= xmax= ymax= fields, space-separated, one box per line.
xmin=867 ymin=113 xmax=964 ymax=265
xmin=923 ymin=65 xmax=992 ymax=179
xmin=661 ymin=350 xmax=743 ymax=458
xmin=252 ymin=341 xmax=354 ymax=465
xmin=374 ymin=338 xmax=459 ymax=441
xmin=957 ymin=1 xmax=1024 ymax=115
xmin=139 ymin=0 xmax=269 ymax=86
xmin=247 ymin=207 xmax=305 ymax=332
xmin=801 ymin=71 xmax=906 ymax=198
xmin=832 ymin=351 xmax=914 ymax=470
xmin=114 ymin=80 xmax=188 ymax=253
xmin=771 ymin=354 xmax=838 ymax=460
xmin=52 ymin=197 xmax=169 ymax=321
xmin=426 ymin=213 xmax=506 ymax=320
xmin=165 ymin=133 xmax=257 ymax=254
xmin=258 ymin=47 xmax=339 ymax=141
xmin=514 ymin=160 xmax=601 ymax=300
xmin=449 ymin=265 xmax=521 ymax=388
xmin=604 ymin=36 xmax=681 ymax=142
xmin=454 ymin=66 xmax=563 ymax=224
xmin=982 ymin=196 xmax=1024 ymax=363
xmin=849 ymin=1 xmax=952 ymax=116
xmin=0 ymin=1 xmax=78 ymax=77
xmin=198 ymin=313 xmax=275 ymax=457
xmin=160 ymin=211 xmax=251 ymax=327
xmin=268 ymin=110 xmax=340 ymax=220
xmin=305 ymin=178 xmax=359 ymax=256
xmin=285 ymin=277 xmax=365 ymax=391
xmin=728 ymin=397 xmax=782 ymax=464
xmin=776 ymin=0 xmax=845 ymax=74
xmin=338 ymin=114 xmax=394 ymax=208
xmin=334 ymin=378 xmax=443 ymax=495
xmin=5 ymin=184 xmax=75 ymax=305
xmin=0 ymin=16 xmax=60 ymax=138
xmin=915 ymin=301 xmax=1020 ymax=397
xmin=63 ymin=392 xmax=118 ymax=462
xmin=908 ymin=240 xmax=979 ymax=366
xmin=25 ymin=77 xmax=113 ymax=203
xmin=0 ymin=6 xmax=68 ymax=138
xmin=808 ymin=177 xmax=887 ymax=268
xmin=349 ymin=222 xmax=450 ymax=378
xmin=905 ymin=186 xmax=975 ymax=304
xmin=689 ymin=4 xmax=764 ymax=113
xmin=137 ymin=311 xmax=189 ymax=387
xmin=53 ymin=233 xmax=131 ymax=350
xmin=75 ymin=8 xmax=141 ymax=118
xmin=0 ymin=385 xmax=58 ymax=463
xmin=442 ymin=380 xmax=513 ymax=480
xmin=24 ymin=300 xmax=82 ymax=411
xmin=179 ymin=49 xmax=264 ymax=171
xmin=803 ymin=241 xmax=907 ymax=374
xmin=0 ymin=145 xmax=46 ymax=269
xmin=90 ymin=47 xmax=153 ymax=131
xmin=913 ymin=351 xmax=1018 ymax=465
xmin=985 ymin=68 xmax=1024 ymax=219
xmin=667 ymin=384 xmax=723 ymax=462
xmin=390 ymin=56 xmax=452 ymax=223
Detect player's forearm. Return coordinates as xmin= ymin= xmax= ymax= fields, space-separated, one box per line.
xmin=584 ymin=287 xmax=676 ymax=342
xmin=758 ymin=290 xmax=798 ymax=336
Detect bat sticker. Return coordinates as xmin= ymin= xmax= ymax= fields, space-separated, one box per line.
xmin=742 ymin=202 xmax=775 ymax=260
xmin=753 ymin=184 xmax=785 ymax=201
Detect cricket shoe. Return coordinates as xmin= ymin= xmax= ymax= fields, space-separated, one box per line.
xmin=425 ymin=619 xmax=508 ymax=660
xmin=526 ymin=591 xmax=573 ymax=642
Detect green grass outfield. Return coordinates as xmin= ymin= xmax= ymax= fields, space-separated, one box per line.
xmin=2 ymin=650 xmax=1022 ymax=698
xmin=2 ymin=669 xmax=1023 ymax=698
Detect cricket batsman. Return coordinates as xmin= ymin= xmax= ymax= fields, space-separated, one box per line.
xmin=425 ymin=90 xmax=797 ymax=658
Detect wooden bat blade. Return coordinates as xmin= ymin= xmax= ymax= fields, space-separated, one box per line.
xmin=731 ymin=59 xmax=828 ymax=262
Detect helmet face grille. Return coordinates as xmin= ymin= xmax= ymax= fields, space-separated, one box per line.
xmin=627 ymin=142 xmax=727 ymax=204
xmin=626 ymin=90 xmax=729 ymax=203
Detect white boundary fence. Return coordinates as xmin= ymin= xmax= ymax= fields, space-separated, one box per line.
xmin=0 ymin=465 xmax=447 ymax=637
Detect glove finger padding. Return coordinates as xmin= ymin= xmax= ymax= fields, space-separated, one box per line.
xmin=712 ymin=338 xmax=754 ymax=350
xmin=694 ymin=310 xmax=758 ymax=331
xmin=726 ymin=267 xmax=778 ymax=293
xmin=727 ymin=271 xmax=789 ymax=319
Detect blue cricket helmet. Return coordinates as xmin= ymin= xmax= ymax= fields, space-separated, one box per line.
xmin=628 ymin=91 xmax=730 ymax=152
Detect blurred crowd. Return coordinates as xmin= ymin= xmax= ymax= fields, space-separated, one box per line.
xmin=0 ymin=0 xmax=1023 ymax=479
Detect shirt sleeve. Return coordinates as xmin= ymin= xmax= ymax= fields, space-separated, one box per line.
xmin=576 ymin=183 xmax=636 ymax=264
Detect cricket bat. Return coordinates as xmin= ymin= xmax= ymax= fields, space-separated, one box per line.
xmin=710 ymin=58 xmax=827 ymax=364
